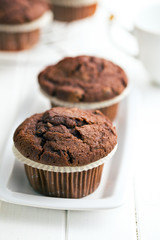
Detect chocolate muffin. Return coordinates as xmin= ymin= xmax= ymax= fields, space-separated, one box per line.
xmin=13 ymin=107 xmax=117 ymax=198
xmin=51 ymin=0 xmax=97 ymax=22
xmin=38 ymin=56 xmax=129 ymax=121
xmin=0 ymin=0 xmax=53 ymax=51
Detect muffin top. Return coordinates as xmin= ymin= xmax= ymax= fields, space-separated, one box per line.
xmin=38 ymin=56 xmax=128 ymax=103
xmin=13 ymin=107 xmax=117 ymax=167
xmin=0 ymin=0 xmax=49 ymax=24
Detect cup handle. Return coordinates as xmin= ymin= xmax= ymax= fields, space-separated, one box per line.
xmin=107 ymin=14 xmax=139 ymax=59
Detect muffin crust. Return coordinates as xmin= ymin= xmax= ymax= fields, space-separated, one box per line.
xmin=0 ymin=0 xmax=49 ymax=24
xmin=38 ymin=56 xmax=128 ymax=103
xmin=14 ymin=107 xmax=117 ymax=167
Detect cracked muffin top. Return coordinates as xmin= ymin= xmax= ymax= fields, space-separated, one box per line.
xmin=13 ymin=107 xmax=117 ymax=167
xmin=0 ymin=0 xmax=49 ymax=24
xmin=38 ymin=55 xmax=128 ymax=103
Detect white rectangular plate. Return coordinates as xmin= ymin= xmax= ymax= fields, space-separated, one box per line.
xmin=0 ymin=89 xmax=135 ymax=210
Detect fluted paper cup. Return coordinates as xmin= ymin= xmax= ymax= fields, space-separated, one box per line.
xmin=0 ymin=11 xmax=53 ymax=51
xmin=13 ymin=144 xmax=117 ymax=198
xmin=50 ymin=0 xmax=97 ymax=21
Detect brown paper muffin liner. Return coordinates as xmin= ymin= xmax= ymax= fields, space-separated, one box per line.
xmin=25 ymin=164 xmax=104 ymax=198
xmin=52 ymin=4 xmax=97 ymax=21
xmin=99 ymin=103 xmax=119 ymax=121
xmin=0 ymin=11 xmax=53 ymax=51
xmin=13 ymin=144 xmax=117 ymax=198
xmin=0 ymin=30 xmax=40 ymax=51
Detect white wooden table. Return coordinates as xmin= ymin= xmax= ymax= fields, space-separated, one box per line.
xmin=0 ymin=0 xmax=160 ymax=239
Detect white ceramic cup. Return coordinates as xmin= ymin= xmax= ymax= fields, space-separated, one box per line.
xmin=109 ymin=3 xmax=160 ymax=85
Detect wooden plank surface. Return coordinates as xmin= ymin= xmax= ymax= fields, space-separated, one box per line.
xmin=67 ymin=186 xmax=137 ymax=240
xmin=134 ymin=85 xmax=160 ymax=240
xmin=0 ymin=202 xmax=66 ymax=240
